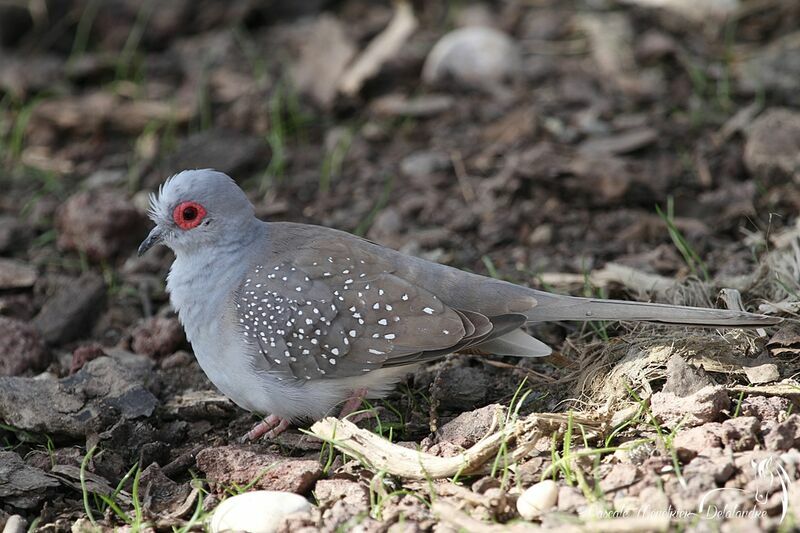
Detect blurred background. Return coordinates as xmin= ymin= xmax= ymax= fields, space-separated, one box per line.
xmin=3 ymin=0 xmax=800 ymax=370
xmin=2 ymin=1 xmax=800 ymax=527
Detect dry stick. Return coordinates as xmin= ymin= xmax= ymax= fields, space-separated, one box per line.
xmin=728 ymin=383 xmax=800 ymax=396
xmin=310 ymin=416 xmax=538 ymax=480
xmin=337 ymin=1 xmax=417 ymax=96
xmin=451 ymin=150 xmax=477 ymax=204
xmin=310 ymin=413 xmax=601 ymax=480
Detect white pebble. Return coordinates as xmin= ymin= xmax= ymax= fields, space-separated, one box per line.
xmin=516 ymin=480 xmax=558 ymax=520
xmin=422 ymin=26 xmax=521 ymax=91
xmin=210 ymin=490 xmax=312 ymax=533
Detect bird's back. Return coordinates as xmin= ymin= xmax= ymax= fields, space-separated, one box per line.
xmin=265 ymin=222 xmax=539 ymax=317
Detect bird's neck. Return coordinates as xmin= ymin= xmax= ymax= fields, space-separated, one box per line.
xmin=167 ymin=219 xmax=266 ymax=336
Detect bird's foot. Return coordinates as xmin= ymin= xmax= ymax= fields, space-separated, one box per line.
xmin=241 ymin=414 xmax=291 ymax=442
xmin=339 ymin=388 xmax=380 ymax=424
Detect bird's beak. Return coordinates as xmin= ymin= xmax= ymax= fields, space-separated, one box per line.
xmin=138 ymin=226 xmax=164 ymax=256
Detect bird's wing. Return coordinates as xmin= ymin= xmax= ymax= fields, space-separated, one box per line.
xmin=233 ymin=241 xmax=512 ymax=380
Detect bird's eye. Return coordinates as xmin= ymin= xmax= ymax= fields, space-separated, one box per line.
xmin=173 ymin=201 xmax=207 ymax=230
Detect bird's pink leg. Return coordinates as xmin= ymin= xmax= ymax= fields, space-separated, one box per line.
xmin=242 ymin=414 xmax=291 ymax=442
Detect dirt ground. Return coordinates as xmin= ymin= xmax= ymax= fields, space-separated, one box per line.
xmin=2 ymin=0 xmax=800 ymax=531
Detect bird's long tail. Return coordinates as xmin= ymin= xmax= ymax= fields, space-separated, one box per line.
xmin=524 ymin=290 xmax=780 ymax=327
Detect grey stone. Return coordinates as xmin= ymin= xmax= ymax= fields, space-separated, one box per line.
xmin=0 ymin=356 xmax=157 ymax=438
xmin=0 ymin=451 xmax=59 ymax=509
xmin=0 ymin=316 xmax=49 ymax=376
xmin=422 ymin=26 xmax=521 ymax=92
xmin=0 ymin=259 xmax=36 ymax=290
xmin=32 ymin=273 xmax=106 ymax=345
xmin=744 ymin=108 xmax=800 ymax=183
xmin=0 ymin=216 xmax=32 ymax=253
xmin=196 ymin=446 xmax=322 ymax=494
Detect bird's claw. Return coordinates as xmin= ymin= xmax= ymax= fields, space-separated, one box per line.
xmin=241 ymin=414 xmax=291 ymax=442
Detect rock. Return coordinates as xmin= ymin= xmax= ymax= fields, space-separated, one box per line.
xmin=743 ymin=363 xmax=780 ymax=384
xmin=636 ymin=486 xmax=670 ymax=515
xmin=744 ymin=108 xmax=800 ymax=183
xmin=131 ymin=317 xmax=185 ymax=359
xmin=721 ymin=417 xmax=760 ymax=452
xmin=737 ymin=32 xmax=800 ymax=101
xmin=514 ymin=457 xmax=545 ymax=486
xmin=0 ymin=451 xmax=59 ymax=509
xmin=565 ymin=154 xmax=637 ymax=204
xmin=56 ymin=188 xmax=148 ymax=261
xmin=422 ymin=26 xmax=521 ymax=92
xmin=673 ymin=424 xmax=723 ymax=461
xmin=517 ymin=479 xmax=558 ymax=520
xmin=196 ymin=446 xmax=322 ymax=494
xmin=0 ymin=259 xmax=36 ymax=290
xmin=154 ymin=129 xmax=267 ymax=188
xmin=0 ymin=317 xmax=49 ymax=376
xmin=160 ymin=350 xmax=193 ymax=369
xmin=314 ymin=478 xmax=369 ymax=509
xmin=163 ymin=391 xmax=237 ymax=421
xmin=429 ymin=364 xmax=488 ymax=411
xmin=740 ymin=396 xmax=790 ymax=423
xmin=25 ymin=447 xmax=82 ymax=472
xmin=556 ymin=485 xmax=585 ymax=513
xmin=767 ymin=323 xmax=800 ymax=358
xmin=290 ymin=15 xmax=356 ymax=108
xmin=599 ymin=463 xmax=639 ymax=492
xmin=400 ymin=151 xmax=451 ymax=181
xmin=210 ymin=490 xmax=312 ymax=533
xmin=650 ymin=385 xmax=730 ymax=428
xmin=471 ymin=476 xmax=500 ymax=494
xmin=366 ymin=208 xmax=403 ymax=248
xmin=683 ymin=453 xmax=735 ymax=485
xmin=1 ymin=515 xmax=26 ymax=533
xmin=764 ymin=414 xmax=800 ymax=451
xmin=436 ymin=404 xmax=503 ymax=448
xmin=32 ymin=272 xmax=106 ymax=345
xmin=662 ymin=354 xmax=713 ymax=396
xmin=0 ymin=356 xmax=157 ymax=438
xmin=138 ymin=463 xmax=191 ymax=514
xmin=69 ymin=343 xmax=106 ymax=374
xmin=636 ymin=30 xmax=677 ymax=63
xmin=0 ymin=217 xmax=32 ymax=253
xmin=0 ymin=294 xmax=35 ymax=321
xmin=95 ymin=418 xmax=177 ymax=467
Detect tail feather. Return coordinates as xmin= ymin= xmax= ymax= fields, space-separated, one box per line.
xmin=525 ymin=290 xmax=781 ymax=327
xmin=476 ymin=329 xmax=552 ymax=357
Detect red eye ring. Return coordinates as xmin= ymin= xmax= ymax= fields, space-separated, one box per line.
xmin=173 ymin=201 xmax=207 ymax=230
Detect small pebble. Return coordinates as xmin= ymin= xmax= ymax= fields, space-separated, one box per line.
xmin=209 ymin=490 xmax=311 ymax=533
xmin=516 ymin=479 xmax=558 ymax=520
xmin=3 ymin=515 xmax=27 ymax=533
xmin=422 ymin=26 xmax=521 ymax=91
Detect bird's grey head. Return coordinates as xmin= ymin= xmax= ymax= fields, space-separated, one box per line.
xmin=138 ymin=169 xmax=255 ymax=256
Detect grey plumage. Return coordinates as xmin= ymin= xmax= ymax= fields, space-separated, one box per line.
xmin=140 ymin=169 xmax=780 ymax=423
